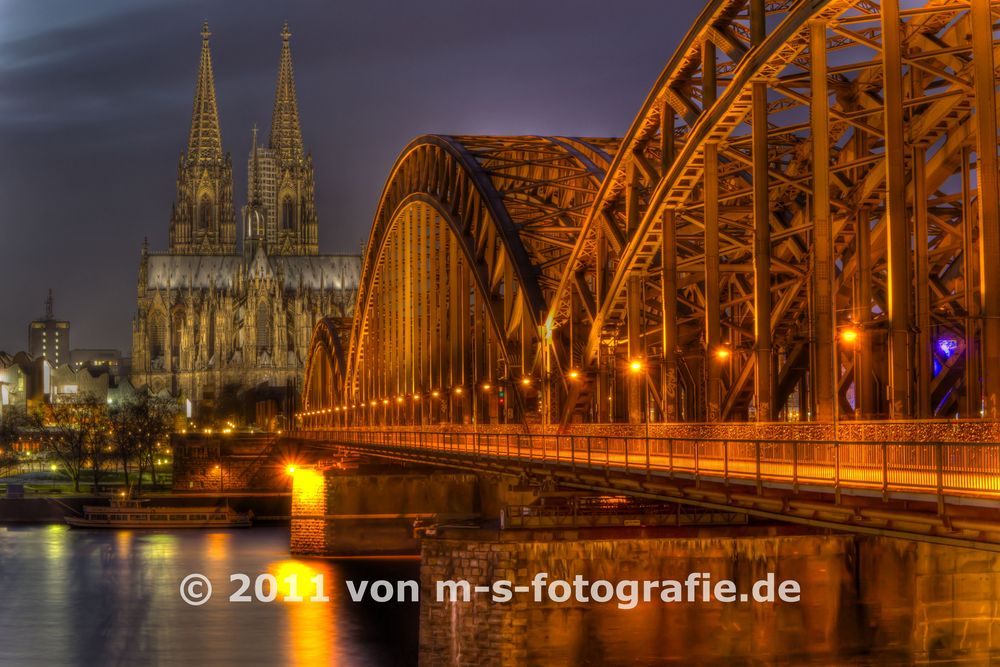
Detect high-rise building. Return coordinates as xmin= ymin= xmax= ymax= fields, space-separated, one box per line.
xmin=131 ymin=23 xmax=359 ymax=420
xmin=28 ymin=290 xmax=70 ymax=366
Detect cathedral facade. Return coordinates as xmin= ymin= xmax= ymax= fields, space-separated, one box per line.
xmin=131 ymin=23 xmax=359 ymax=417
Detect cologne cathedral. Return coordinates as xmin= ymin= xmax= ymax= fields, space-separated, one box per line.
xmin=131 ymin=23 xmax=359 ymax=418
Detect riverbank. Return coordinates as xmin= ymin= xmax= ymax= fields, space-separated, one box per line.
xmin=0 ymin=493 xmax=291 ymax=524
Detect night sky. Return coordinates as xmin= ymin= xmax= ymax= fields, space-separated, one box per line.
xmin=0 ymin=0 xmax=701 ymax=354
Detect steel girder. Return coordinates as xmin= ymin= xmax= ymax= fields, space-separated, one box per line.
xmin=547 ymin=0 xmax=1000 ymax=424
xmin=323 ymin=135 xmax=616 ymax=425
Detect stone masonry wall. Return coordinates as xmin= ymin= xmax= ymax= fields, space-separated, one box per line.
xmin=419 ymin=532 xmax=1000 ymax=666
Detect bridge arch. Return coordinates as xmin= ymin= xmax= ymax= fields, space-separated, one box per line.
xmin=319 ymin=135 xmax=616 ymax=426
xmin=301 ymin=317 xmax=347 ymax=429
xmin=548 ymin=0 xmax=1000 ymax=424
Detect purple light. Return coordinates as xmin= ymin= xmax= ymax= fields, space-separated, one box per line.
xmin=937 ymin=338 xmax=958 ymax=358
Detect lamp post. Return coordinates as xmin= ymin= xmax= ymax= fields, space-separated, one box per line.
xmin=629 ymin=358 xmax=649 ymax=443
xmin=837 ymin=324 xmax=861 ymax=436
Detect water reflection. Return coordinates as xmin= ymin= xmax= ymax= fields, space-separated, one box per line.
xmin=0 ymin=526 xmax=419 ymax=667
xmin=270 ymin=559 xmax=335 ymax=667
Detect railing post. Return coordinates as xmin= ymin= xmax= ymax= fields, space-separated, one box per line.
xmin=754 ymin=440 xmax=762 ymax=496
xmin=724 ymin=440 xmax=729 ymax=489
xmin=694 ymin=440 xmax=700 ymax=488
xmin=792 ymin=441 xmax=798 ymax=493
xmin=645 ymin=436 xmax=651 ymax=481
xmin=625 ymin=437 xmax=630 ymax=473
xmin=556 ymin=434 xmax=561 ymax=463
xmin=882 ymin=441 xmax=889 ymax=501
xmin=668 ymin=438 xmax=674 ymax=477
xmin=587 ymin=436 xmax=592 ymax=468
xmin=605 ymin=436 xmax=610 ymax=472
xmin=936 ymin=443 xmax=945 ymax=516
xmin=834 ymin=441 xmax=841 ymax=504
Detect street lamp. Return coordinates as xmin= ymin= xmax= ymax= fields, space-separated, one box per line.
xmin=840 ymin=327 xmax=860 ymax=346
xmin=838 ymin=324 xmax=861 ymax=423
xmin=629 ymin=358 xmax=650 ymax=441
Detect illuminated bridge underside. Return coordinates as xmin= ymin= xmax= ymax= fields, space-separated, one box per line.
xmin=305 ymin=0 xmax=1000 ymax=429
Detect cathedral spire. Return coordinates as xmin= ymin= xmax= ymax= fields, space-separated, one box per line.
xmin=169 ymin=21 xmax=236 ymax=255
xmin=269 ymin=22 xmax=303 ymax=162
xmin=188 ymin=21 xmax=222 ymax=159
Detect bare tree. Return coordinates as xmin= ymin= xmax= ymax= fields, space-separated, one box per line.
xmin=108 ymin=402 xmax=141 ymax=490
xmin=36 ymin=394 xmax=109 ymax=493
xmin=130 ymin=394 xmax=176 ymax=493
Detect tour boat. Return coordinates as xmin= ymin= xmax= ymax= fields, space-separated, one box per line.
xmin=65 ymin=498 xmax=252 ymax=528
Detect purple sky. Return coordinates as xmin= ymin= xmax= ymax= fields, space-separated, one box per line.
xmin=0 ymin=0 xmax=701 ymax=353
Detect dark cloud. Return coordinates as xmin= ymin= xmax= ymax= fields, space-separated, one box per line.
xmin=0 ymin=0 xmax=701 ymax=352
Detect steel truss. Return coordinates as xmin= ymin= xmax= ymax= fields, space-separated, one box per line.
xmin=305 ymin=0 xmax=1000 ymax=428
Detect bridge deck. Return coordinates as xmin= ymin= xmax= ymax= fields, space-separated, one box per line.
xmin=300 ymin=428 xmax=1000 ymax=550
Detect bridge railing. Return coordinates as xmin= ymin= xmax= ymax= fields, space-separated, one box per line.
xmin=300 ymin=428 xmax=1000 ymax=500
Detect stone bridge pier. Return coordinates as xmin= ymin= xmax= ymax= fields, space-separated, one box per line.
xmin=289 ymin=460 xmax=524 ymax=556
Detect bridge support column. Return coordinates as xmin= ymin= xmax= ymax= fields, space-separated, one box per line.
xmin=704 ymin=142 xmax=722 ymax=421
xmin=913 ymin=148 xmax=932 ymax=418
xmin=752 ymin=79 xmax=773 ymax=421
xmin=855 ymin=208 xmax=875 ymax=419
xmin=809 ymin=19 xmax=835 ymax=422
xmin=660 ymin=100 xmax=679 ymax=423
xmin=972 ymin=0 xmax=1000 ymax=419
xmin=880 ymin=0 xmax=914 ymax=419
xmin=626 ymin=160 xmax=644 ymax=425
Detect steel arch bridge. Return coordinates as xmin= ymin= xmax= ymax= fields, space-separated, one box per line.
xmin=302 ymin=0 xmax=1000 ymax=431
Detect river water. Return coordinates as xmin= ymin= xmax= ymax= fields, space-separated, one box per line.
xmin=0 ymin=526 xmax=419 ymax=667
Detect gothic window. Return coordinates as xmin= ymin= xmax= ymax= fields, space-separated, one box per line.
xmin=207 ymin=311 xmax=216 ymax=360
xmin=257 ymin=302 xmax=272 ymax=352
xmin=199 ymin=195 xmax=212 ymax=229
xmin=149 ymin=313 xmax=166 ymax=360
xmin=171 ymin=310 xmax=185 ymax=360
xmin=281 ymin=196 xmax=294 ymax=230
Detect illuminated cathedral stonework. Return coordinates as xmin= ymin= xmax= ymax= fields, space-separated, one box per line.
xmin=132 ymin=23 xmax=359 ymax=410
